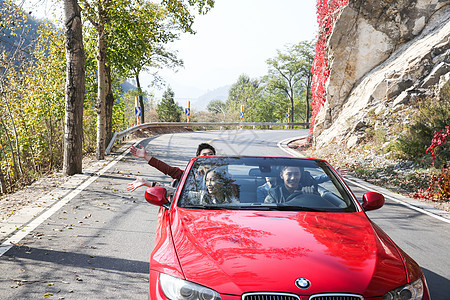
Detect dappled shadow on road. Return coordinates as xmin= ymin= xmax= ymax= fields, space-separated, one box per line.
xmin=3 ymin=246 xmax=149 ymax=274
xmin=0 ymin=245 xmax=149 ymax=299
xmin=423 ymin=267 xmax=450 ymax=300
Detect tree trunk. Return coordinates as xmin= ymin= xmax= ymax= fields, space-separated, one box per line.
xmin=0 ymin=142 xmax=6 ymax=193
xmin=0 ymin=164 xmax=6 ymax=194
xmin=136 ymin=74 xmax=145 ymax=124
xmin=306 ymin=76 xmax=311 ymax=125
xmin=105 ymin=64 xmax=114 ymax=145
xmin=289 ymin=84 xmax=295 ymax=129
xmin=4 ymin=100 xmax=23 ymax=175
xmin=63 ymin=0 xmax=85 ymax=175
xmin=96 ymin=12 xmax=107 ymax=160
xmin=0 ymin=116 xmax=19 ymax=179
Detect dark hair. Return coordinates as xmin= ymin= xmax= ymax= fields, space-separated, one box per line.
xmin=196 ymin=143 xmax=216 ymax=156
xmin=280 ymin=165 xmax=303 ymax=174
xmin=204 ymin=167 xmax=235 ymax=203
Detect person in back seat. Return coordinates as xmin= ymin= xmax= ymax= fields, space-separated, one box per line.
xmin=257 ymin=176 xmax=277 ymax=203
xmin=127 ymin=143 xmax=216 ymax=192
xmin=202 ymin=167 xmax=239 ymax=204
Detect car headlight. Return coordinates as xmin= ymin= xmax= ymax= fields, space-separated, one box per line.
xmin=383 ymin=278 xmax=424 ymax=300
xmin=160 ymin=273 xmax=222 ymax=300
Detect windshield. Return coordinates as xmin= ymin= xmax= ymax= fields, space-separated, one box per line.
xmin=178 ymin=156 xmax=357 ymax=212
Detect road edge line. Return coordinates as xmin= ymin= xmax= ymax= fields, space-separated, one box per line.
xmin=0 ymin=145 xmax=133 ymax=257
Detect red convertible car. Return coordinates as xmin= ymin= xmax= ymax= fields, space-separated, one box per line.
xmin=144 ymin=156 xmax=429 ymax=300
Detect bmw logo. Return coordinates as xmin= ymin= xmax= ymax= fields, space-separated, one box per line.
xmin=295 ymin=278 xmax=311 ymax=289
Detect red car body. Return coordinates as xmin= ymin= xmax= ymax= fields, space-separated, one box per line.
xmin=145 ymin=156 xmax=430 ymax=300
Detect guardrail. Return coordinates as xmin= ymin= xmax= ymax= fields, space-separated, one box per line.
xmin=105 ymin=122 xmax=309 ymax=155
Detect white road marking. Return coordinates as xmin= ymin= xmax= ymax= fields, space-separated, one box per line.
xmin=0 ymin=149 xmax=130 ymax=257
xmin=278 ymin=137 xmax=306 ymax=157
xmin=345 ymin=176 xmax=450 ymax=224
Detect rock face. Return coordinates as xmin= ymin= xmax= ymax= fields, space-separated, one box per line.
xmin=313 ymin=0 xmax=450 ymax=148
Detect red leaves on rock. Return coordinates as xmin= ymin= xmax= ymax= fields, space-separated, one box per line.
xmin=413 ymin=165 xmax=450 ymax=201
xmin=414 ymin=126 xmax=450 ymax=201
xmin=425 ymin=126 xmax=449 ymax=166
xmin=311 ymin=0 xmax=349 ymax=130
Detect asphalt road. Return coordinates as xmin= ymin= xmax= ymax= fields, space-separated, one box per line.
xmin=0 ymin=129 xmax=448 ymax=299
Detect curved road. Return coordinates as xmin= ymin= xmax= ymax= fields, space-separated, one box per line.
xmin=0 ymin=129 xmax=448 ymax=299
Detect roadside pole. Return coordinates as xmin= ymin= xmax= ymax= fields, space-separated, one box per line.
xmin=185 ymin=101 xmax=191 ymax=123
xmin=134 ymin=96 xmax=141 ymax=125
xmin=285 ymin=108 xmax=290 ymax=129
xmin=240 ymin=105 xmax=244 ymax=130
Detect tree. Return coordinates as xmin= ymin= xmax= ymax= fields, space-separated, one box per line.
xmin=79 ymin=0 xmax=112 ymax=160
xmin=1 ymin=2 xmax=69 ymax=192
xmin=108 ymin=2 xmax=183 ymax=125
xmin=265 ymin=41 xmax=315 ymax=126
xmin=0 ymin=0 xmax=32 ymax=184
xmin=0 ymin=144 xmax=5 ymax=194
xmin=207 ymin=99 xmax=227 ymax=121
xmin=80 ymin=0 xmax=215 ymax=160
xmin=63 ymin=0 xmax=85 ymax=175
xmin=226 ymin=74 xmax=265 ymax=122
xmin=157 ymin=86 xmax=182 ymax=122
xmin=295 ymin=41 xmax=315 ymax=124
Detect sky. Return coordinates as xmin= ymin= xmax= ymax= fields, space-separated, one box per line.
xmin=22 ymin=0 xmax=318 ymax=109
xmin=146 ymin=0 xmax=318 ymax=103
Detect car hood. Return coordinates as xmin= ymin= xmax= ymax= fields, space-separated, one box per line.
xmin=170 ymin=209 xmax=407 ymax=297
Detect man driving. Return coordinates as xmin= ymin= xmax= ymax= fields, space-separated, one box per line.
xmin=264 ymin=166 xmax=318 ymax=203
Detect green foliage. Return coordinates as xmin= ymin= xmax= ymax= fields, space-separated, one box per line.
xmin=226 ymin=74 xmax=262 ymax=121
xmin=160 ymin=0 xmax=215 ymax=34
xmin=107 ymin=1 xmax=182 ymax=81
xmin=396 ymin=93 xmax=450 ymax=166
xmin=157 ymin=87 xmax=182 ymax=122
xmin=257 ymin=92 xmax=287 ymax=123
xmin=1 ymin=0 xmax=218 ymax=194
xmin=210 ymin=41 xmax=314 ymax=126
xmin=0 ymin=16 xmax=66 ymax=192
xmin=264 ymin=40 xmax=315 ymax=123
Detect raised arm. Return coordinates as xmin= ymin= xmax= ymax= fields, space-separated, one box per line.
xmin=130 ymin=144 xmax=152 ymax=161
xmin=127 ymin=176 xmax=153 ymax=192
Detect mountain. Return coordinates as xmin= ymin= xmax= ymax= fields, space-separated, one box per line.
xmin=188 ymin=85 xmax=231 ymax=112
xmin=121 ymin=80 xmax=137 ymax=94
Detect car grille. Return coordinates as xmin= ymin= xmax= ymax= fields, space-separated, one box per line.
xmin=309 ymin=294 xmax=364 ymax=300
xmin=242 ymin=293 xmax=300 ymax=300
xmin=242 ymin=293 xmax=363 ymax=300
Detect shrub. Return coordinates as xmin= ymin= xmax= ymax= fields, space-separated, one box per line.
xmin=396 ymin=95 xmax=450 ymax=167
xmin=413 ymin=164 xmax=450 ymax=201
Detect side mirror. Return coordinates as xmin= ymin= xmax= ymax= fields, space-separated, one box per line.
xmin=145 ymin=186 xmax=169 ymax=206
xmin=362 ymin=192 xmax=385 ymax=211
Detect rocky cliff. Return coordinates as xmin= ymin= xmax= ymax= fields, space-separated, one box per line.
xmin=312 ymin=0 xmax=450 ymax=148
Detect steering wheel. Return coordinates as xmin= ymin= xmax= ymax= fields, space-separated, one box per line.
xmin=284 ymin=193 xmax=326 ymax=207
